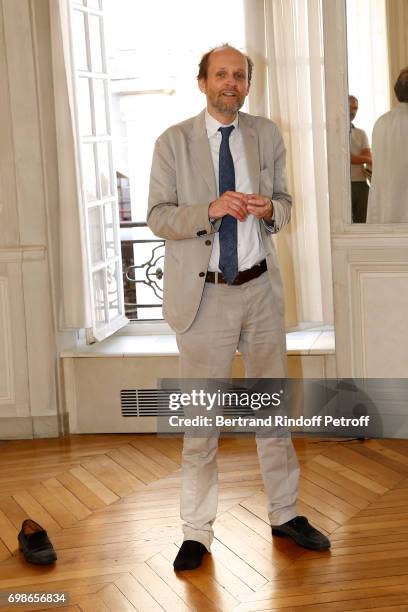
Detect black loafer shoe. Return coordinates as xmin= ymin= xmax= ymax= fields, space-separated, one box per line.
xmin=18 ymin=519 xmax=57 ymax=565
xmin=173 ymin=540 xmax=208 ymax=571
xmin=271 ymin=515 xmax=331 ymax=550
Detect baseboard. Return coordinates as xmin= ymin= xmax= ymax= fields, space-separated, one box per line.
xmin=0 ymin=414 xmax=69 ymax=440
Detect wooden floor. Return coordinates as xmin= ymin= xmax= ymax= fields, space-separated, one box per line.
xmin=1 ymin=435 xmax=408 ymax=611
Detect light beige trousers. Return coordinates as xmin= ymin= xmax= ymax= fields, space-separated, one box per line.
xmin=176 ymin=272 xmax=300 ymax=550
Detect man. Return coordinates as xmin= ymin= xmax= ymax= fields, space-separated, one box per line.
xmin=349 ymin=95 xmax=372 ymax=223
xmin=367 ymin=67 xmax=408 ymax=223
xmin=147 ymin=44 xmax=330 ymax=572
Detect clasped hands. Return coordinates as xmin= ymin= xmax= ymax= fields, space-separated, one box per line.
xmin=209 ymin=191 xmax=273 ymax=222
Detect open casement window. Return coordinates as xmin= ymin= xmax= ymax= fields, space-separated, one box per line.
xmin=70 ymin=0 xmax=127 ymax=341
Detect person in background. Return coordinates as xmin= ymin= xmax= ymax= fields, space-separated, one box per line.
xmin=349 ymin=95 xmax=372 ymax=223
xmin=367 ymin=68 xmax=408 ymax=223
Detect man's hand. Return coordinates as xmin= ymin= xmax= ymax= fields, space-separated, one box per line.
xmin=351 ymin=148 xmax=372 ymax=166
xmin=208 ymin=191 xmax=248 ymax=221
xmin=246 ymin=194 xmax=273 ymax=221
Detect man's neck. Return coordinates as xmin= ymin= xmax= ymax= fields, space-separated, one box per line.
xmin=206 ymin=106 xmax=237 ymax=125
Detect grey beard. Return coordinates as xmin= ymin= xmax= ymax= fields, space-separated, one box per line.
xmin=213 ymin=97 xmax=243 ymax=116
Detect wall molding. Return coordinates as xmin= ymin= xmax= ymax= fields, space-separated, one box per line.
xmin=0 ymin=245 xmax=46 ymax=262
xmin=0 ymin=414 xmax=67 ymax=439
xmin=0 ymin=276 xmax=14 ymax=404
xmin=351 ymin=265 xmax=408 ymax=377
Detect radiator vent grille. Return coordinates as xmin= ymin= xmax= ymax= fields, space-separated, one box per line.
xmin=121 ymin=389 xmax=179 ymax=417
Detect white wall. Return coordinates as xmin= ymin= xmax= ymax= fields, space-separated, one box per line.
xmin=0 ymin=0 xmax=74 ymax=438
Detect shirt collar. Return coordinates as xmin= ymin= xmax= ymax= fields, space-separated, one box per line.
xmin=205 ymin=109 xmax=239 ymax=138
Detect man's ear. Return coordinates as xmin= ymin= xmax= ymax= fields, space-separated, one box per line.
xmin=198 ymin=77 xmax=206 ymax=94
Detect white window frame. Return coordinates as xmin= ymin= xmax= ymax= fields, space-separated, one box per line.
xmin=70 ymin=0 xmax=128 ymax=342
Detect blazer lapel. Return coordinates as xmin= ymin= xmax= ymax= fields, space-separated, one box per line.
xmin=189 ymin=110 xmax=217 ymax=199
xmin=188 ymin=110 xmax=260 ymax=197
xmin=239 ymin=113 xmax=260 ymax=193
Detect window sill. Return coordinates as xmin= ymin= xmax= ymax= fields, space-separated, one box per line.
xmin=61 ymin=324 xmax=335 ymax=358
xmin=116 ymin=321 xmax=173 ymax=336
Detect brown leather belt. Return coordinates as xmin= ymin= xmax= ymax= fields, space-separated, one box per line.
xmin=205 ymin=259 xmax=267 ymax=286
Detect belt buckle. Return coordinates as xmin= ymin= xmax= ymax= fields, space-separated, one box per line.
xmin=214 ymin=271 xmax=219 ymax=284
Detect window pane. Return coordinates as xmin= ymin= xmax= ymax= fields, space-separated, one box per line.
xmin=98 ymin=142 xmax=112 ymax=197
xmin=89 ymin=14 xmax=103 ymax=73
xmin=94 ymin=79 xmax=108 ymax=134
xmin=117 ymin=172 xmax=131 ymax=222
xmin=92 ymin=269 xmax=107 ymax=326
xmin=87 ymin=0 xmax=101 ymax=8
xmin=104 ymin=202 xmax=117 ymax=258
xmin=107 ymin=262 xmax=120 ymax=320
xmin=82 ymin=144 xmax=97 ymax=200
xmin=72 ymin=10 xmax=88 ymax=71
xmin=88 ymin=206 xmax=104 ymax=264
xmin=78 ymin=78 xmax=92 ymax=135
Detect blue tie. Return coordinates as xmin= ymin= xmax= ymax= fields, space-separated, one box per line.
xmin=218 ymin=125 xmax=238 ymax=284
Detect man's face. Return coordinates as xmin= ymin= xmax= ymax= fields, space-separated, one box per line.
xmin=198 ymin=48 xmax=249 ymax=123
xmin=349 ymin=97 xmax=358 ymax=121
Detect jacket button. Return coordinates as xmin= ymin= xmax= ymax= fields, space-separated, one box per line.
xmin=205 ymin=240 xmax=211 ymax=246
xmin=199 ymin=272 xmax=205 ymax=277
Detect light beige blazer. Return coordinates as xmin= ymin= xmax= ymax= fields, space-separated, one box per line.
xmin=147 ymin=109 xmax=292 ymax=333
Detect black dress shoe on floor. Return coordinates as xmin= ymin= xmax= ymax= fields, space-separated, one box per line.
xmin=271 ymin=515 xmax=331 ymax=550
xmin=173 ymin=540 xmax=209 ymax=571
xmin=18 ymin=519 xmax=57 ymax=565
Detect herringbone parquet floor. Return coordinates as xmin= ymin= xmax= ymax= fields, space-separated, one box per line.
xmin=1 ymin=435 xmax=408 ymax=611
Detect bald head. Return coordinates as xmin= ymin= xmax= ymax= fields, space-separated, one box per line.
xmin=197 ymin=44 xmax=254 ymax=87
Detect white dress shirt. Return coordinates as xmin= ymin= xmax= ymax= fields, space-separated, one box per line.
xmin=205 ymin=110 xmax=266 ymax=272
xmin=350 ymin=125 xmax=370 ymax=182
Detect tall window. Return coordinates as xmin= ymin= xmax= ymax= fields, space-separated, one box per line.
xmin=70 ymin=0 xmax=330 ymax=333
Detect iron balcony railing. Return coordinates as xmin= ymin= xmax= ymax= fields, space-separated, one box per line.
xmin=120 ymin=222 xmax=164 ymax=321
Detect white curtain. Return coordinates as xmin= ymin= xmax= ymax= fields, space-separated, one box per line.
xmin=49 ymin=0 xmax=92 ymax=330
xmin=264 ymin=0 xmax=332 ymax=324
xmin=386 ymin=0 xmax=408 ymax=108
